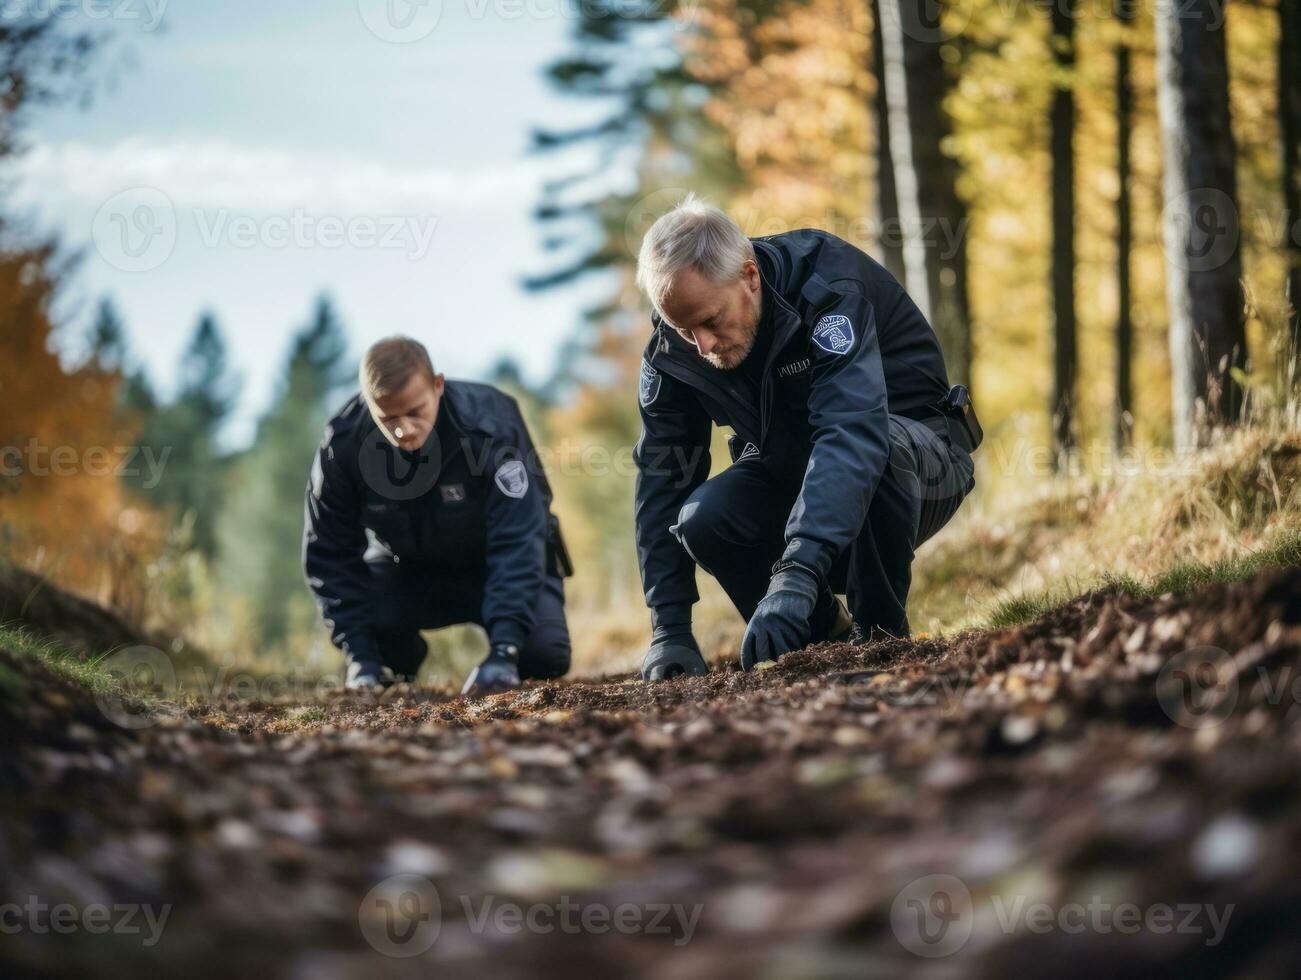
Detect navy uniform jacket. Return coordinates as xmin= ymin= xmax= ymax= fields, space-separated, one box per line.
xmin=303 ymin=380 xmax=559 ymax=665
xmin=633 ymin=229 xmax=952 ymax=615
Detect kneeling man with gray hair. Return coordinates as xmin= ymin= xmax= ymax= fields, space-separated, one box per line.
xmin=304 ymin=336 xmax=573 ymax=694
xmin=633 ymin=197 xmax=981 ymax=679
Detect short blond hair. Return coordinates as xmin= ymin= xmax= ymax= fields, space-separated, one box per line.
xmin=635 ymin=193 xmax=754 ymax=315
xmin=360 ymin=336 xmax=436 ymax=400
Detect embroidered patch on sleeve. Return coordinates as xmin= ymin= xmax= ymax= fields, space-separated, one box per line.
xmin=811 ymin=314 xmax=855 ymax=355
xmin=494 ymin=459 xmax=529 ymax=499
xmin=639 ymin=360 xmax=662 ymax=407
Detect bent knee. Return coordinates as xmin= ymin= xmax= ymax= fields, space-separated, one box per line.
xmin=522 ymin=629 xmax=571 ymax=680
xmin=671 ymin=492 xmax=727 ymax=565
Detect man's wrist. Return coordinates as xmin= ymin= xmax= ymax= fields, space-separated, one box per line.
xmin=488 ymin=621 xmax=526 ymax=652
xmin=650 ymin=603 xmax=692 ymax=632
xmin=488 ymin=641 xmax=521 ymax=662
xmin=777 ymin=537 xmax=831 ymax=581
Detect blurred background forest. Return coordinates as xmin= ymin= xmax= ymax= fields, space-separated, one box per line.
xmin=1 ymin=0 xmax=1298 ymax=681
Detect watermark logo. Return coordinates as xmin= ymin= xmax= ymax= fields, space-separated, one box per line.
xmin=891 ymin=874 xmax=973 ymax=957
xmin=95 ymin=645 xmax=177 ymax=731
xmin=356 ymin=430 xmax=444 ymax=502
xmin=1157 ymin=646 xmax=1239 ymax=729
xmin=92 ymin=187 xmax=177 ymax=273
xmin=1161 ymin=186 xmax=1239 ymax=273
xmin=358 ymin=0 xmax=443 ymax=42
xmin=359 ymin=874 xmax=442 ymax=957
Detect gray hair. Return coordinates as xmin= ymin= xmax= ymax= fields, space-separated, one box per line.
xmin=635 ymin=194 xmax=755 ymax=315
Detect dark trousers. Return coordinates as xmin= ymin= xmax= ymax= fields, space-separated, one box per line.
xmin=672 ymin=414 xmax=974 ymax=638
xmin=365 ymin=563 xmax=571 ymax=680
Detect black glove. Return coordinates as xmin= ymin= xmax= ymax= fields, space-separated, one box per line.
xmin=641 ymin=606 xmax=708 ymax=681
xmin=741 ymin=562 xmax=821 ymax=670
xmin=461 ymin=643 xmax=521 ymax=697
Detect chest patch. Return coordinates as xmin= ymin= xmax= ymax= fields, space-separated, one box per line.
xmin=639 ymin=360 xmax=662 ymax=407
xmin=812 ymin=314 xmax=855 ymax=355
xmin=494 ymin=460 xmax=529 ymax=499
xmin=440 ymin=483 xmax=467 ymax=504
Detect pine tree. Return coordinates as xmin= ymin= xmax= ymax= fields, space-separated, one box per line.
xmin=125 ymin=312 xmax=240 ymax=558
xmin=217 ymin=297 xmax=351 ymax=649
xmin=88 ymin=298 xmax=128 ymax=372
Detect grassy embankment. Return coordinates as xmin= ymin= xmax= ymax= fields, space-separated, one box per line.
xmin=4 ymin=419 xmax=1299 ymax=691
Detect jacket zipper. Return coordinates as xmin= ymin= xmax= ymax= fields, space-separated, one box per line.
xmin=753 ymin=240 xmax=807 ymax=453
xmin=650 ymin=339 xmax=763 ymax=444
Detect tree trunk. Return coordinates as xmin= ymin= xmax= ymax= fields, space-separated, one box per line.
xmin=869 ymin=0 xmax=907 ymax=286
xmin=1154 ymin=0 xmax=1247 ymax=449
xmin=1114 ymin=2 xmax=1135 ymax=449
xmin=1050 ymin=0 xmax=1078 ymax=462
xmin=877 ymin=0 xmax=973 ymax=387
xmin=1281 ymin=0 xmax=1301 ymax=387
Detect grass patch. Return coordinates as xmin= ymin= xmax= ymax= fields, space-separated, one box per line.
xmin=985 ymin=527 xmax=1301 ymax=629
xmin=0 ymin=623 xmax=140 ymax=704
xmin=910 ymin=425 xmax=1301 ymax=634
xmin=285 ymin=705 xmax=326 ymax=724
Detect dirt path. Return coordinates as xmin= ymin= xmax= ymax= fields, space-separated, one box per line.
xmin=2 ymin=569 xmax=1300 ymax=979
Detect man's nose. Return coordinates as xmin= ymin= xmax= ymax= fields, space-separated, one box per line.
xmin=693 ymin=330 xmax=717 ymax=355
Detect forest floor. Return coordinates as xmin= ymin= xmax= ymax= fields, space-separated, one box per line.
xmin=2 ymin=565 xmax=1301 ymax=979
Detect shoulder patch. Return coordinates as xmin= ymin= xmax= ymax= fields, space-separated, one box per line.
xmin=639 ymin=360 xmax=662 ymax=407
xmin=494 ymin=459 xmax=529 ymax=499
xmin=812 ymin=314 xmax=855 ymax=355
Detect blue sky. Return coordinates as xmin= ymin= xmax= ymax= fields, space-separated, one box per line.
xmin=7 ymin=0 xmax=625 ymax=444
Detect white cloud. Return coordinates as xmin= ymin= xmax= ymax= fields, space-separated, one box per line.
xmin=6 ymin=137 xmax=552 ymax=217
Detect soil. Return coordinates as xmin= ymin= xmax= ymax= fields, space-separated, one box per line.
xmin=2 ymin=567 xmax=1300 ymax=979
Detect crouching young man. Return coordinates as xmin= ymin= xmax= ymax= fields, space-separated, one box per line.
xmin=633 ymin=197 xmax=982 ymax=679
xmin=303 ymin=336 xmax=573 ymax=694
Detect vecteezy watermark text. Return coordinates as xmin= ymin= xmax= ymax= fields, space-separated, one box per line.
xmin=0 ymin=898 xmax=172 ymax=947
xmin=93 ymin=187 xmax=440 ymax=273
xmin=891 ymin=874 xmax=1234 ymax=958
xmin=0 ymin=0 xmax=168 ymax=31
xmin=1 ymin=441 xmax=170 ymax=490
xmin=358 ymin=874 xmax=702 ymax=957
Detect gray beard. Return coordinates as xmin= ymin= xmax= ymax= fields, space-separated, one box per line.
xmin=703 ymin=321 xmax=759 ymax=371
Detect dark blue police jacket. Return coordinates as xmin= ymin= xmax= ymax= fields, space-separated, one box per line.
xmin=634 ymin=229 xmax=954 ymax=615
xmin=304 ymin=380 xmax=562 ymax=665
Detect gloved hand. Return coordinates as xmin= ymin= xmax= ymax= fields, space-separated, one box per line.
xmin=461 ymin=643 xmax=521 ymax=697
xmin=741 ymin=562 xmax=821 ymax=670
xmin=641 ymin=608 xmax=708 ymax=681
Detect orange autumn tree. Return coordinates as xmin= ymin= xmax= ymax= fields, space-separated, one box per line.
xmin=0 ymin=234 xmax=158 ymax=611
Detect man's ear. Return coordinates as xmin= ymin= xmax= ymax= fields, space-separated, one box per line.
xmin=742 ymin=258 xmax=761 ymax=293
xmin=433 ymin=373 xmax=446 ymax=397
